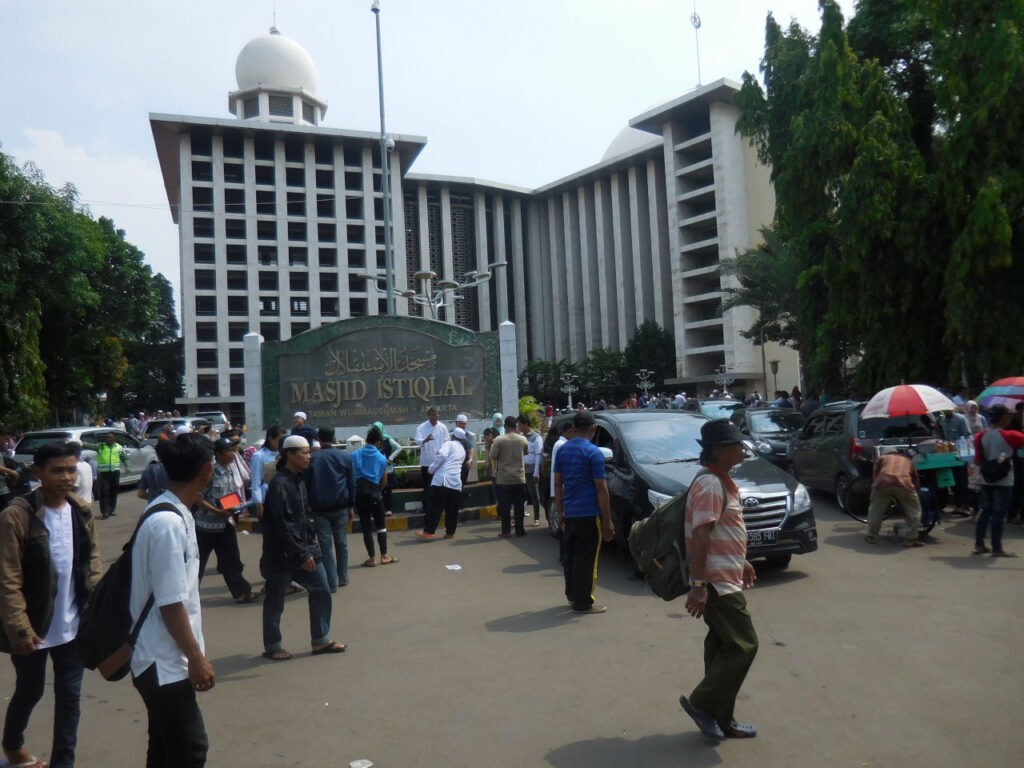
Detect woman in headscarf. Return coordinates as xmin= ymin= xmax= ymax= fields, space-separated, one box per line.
xmin=491 ymin=412 xmax=505 ymax=436
xmin=963 ymin=400 xmax=987 ymax=515
xmin=372 ymin=421 xmax=403 ymax=515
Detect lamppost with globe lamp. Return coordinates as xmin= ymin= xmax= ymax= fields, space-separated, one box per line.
xmin=561 ymin=373 xmax=579 ymax=410
xmin=636 ymin=368 xmax=655 ymax=402
xmin=357 ymin=263 xmax=506 ymax=321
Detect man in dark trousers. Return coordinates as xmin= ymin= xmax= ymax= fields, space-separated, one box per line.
xmin=553 ymin=411 xmax=614 ymax=613
xmin=95 ymin=431 xmax=125 ymax=518
xmin=306 ymin=428 xmax=355 ymax=591
xmin=0 ymin=442 xmax=102 ymax=768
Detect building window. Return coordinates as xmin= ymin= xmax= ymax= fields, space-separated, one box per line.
xmin=348 ymin=249 xmax=365 ymax=268
xmin=230 ymin=374 xmax=245 ymax=397
xmin=194 ymin=269 xmax=216 ymax=290
xmin=227 ymin=296 xmax=248 ymax=316
xmin=258 ymin=246 xmax=278 ymax=266
xmin=223 ymin=162 xmax=244 ymax=184
xmin=291 ymin=298 xmax=309 ymax=316
xmin=226 ymin=271 xmax=247 ymax=291
xmin=222 ymin=133 xmax=244 ymax=158
xmin=254 ymin=136 xmax=274 ymax=160
xmin=291 ymin=322 xmax=310 ymax=336
xmin=321 ymin=297 xmax=339 ymax=316
xmin=348 ymin=275 xmax=366 ymax=293
xmin=243 ymin=96 xmax=259 ymax=118
xmin=257 ymin=220 xmax=277 ymax=241
xmin=197 ymin=375 xmax=219 ymax=398
xmin=349 ymin=298 xmax=367 ymax=317
xmin=374 ymin=197 xmax=384 ymax=220
xmin=255 ymin=165 xmax=275 ymax=185
xmin=193 ymin=218 xmax=214 ymax=238
xmin=286 ymin=166 xmax=305 ymax=188
xmin=287 ymin=191 xmax=305 ymax=216
xmin=314 ymin=141 xmax=332 ymax=164
xmin=343 ymin=145 xmax=362 ymax=166
xmin=226 ymin=245 xmax=246 ymax=264
xmin=302 ymin=102 xmax=315 ymax=124
xmin=319 ymin=248 xmax=337 ymax=267
xmin=195 ymin=296 xmax=217 ymax=316
xmin=290 ymin=272 xmax=309 ymax=291
xmin=289 ymin=247 xmax=308 ymax=266
xmin=225 ymin=219 xmax=246 ymax=240
xmin=285 ymin=139 xmax=304 ymax=163
xmin=344 ymin=171 xmax=362 ymax=191
xmin=318 ymin=222 xmax=336 ymax=242
xmin=192 ymin=187 xmax=213 ymax=213
xmin=191 ymin=132 xmax=213 ymax=156
xmin=260 ymin=322 xmax=280 ymax=342
xmin=258 ymin=271 xmax=278 ymax=291
xmin=346 ymin=224 xmax=364 ymax=244
xmin=195 ymin=323 xmax=217 ymax=342
xmin=196 ymin=348 xmax=217 ymax=369
xmin=194 ymin=243 xmax=215 ymax=264
xmin=269 ymin=94 xmax=293 ymax=117
xmin=317 ymin=194 xmax=334 ymax=218
xmin=259 ymin=297 xmax=279 ymax=316
xmin=315 ymin=168 xmax=334 ymax=189
xmin=228 ymin=348 xmax=245 ymax=369
xmin=320 ymin=272 xmax=338 ymax=292
xmin=227 ymin=322 xmax=248 ymax=342
xmin=256 ymin=189 xmax=276 ymax=215
xmin=288 ymin=222 xmax=307 ymax=242
xmin=191 ymin=161 xmax=213 ymax=182
xmin=224 ymin=187 xmax=245 ymax=215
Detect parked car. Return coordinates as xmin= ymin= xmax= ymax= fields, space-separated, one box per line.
xmin=14 ymin=427 xmax=157 ymax=486
xmin=542 ymin=410 xmax=817 ymax=568
xmin=730 ymin=407 xmax=805 ymax=468
xmin=194 ymin=411 xmax=231 ymax=432
xmin=699 ymin=399 xmax=745 ymax=420
xmin=785 ymin=401 xmax=936 ymax=515
xmin=142 ymin=417 xmax=211 ymax=446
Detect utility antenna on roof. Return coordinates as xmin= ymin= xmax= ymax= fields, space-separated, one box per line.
xmin=273 ymin=0 xmax=277 ymax=29
xmin=691 ymin=0 xmax=703 ymax=86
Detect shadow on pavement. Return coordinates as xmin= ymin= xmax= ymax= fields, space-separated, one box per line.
xmin=928 ymin=554 xmax=1024 ymax=572
xmin=484 ymin=605 xmax=579 ymax=633
xmin=545 ymin=733 xmax=723 ymax=768
xmin=208 ymin=652 xmax=265 ymax=683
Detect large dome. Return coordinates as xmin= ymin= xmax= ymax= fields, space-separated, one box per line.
xmin=601 ymin=126 xmax=658 ymax=162
xmin=235 ymin=27 xmax=318 ymax=94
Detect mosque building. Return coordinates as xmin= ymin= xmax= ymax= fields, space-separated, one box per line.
xmin=151 ymin=27 xmax=798 ymax=423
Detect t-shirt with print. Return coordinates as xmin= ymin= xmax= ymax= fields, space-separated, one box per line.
xmin=683 ymin=471 xmax=746 ymax=595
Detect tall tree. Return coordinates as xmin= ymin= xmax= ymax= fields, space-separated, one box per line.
xmin=622 ymin=321 xmax=675 ymax=389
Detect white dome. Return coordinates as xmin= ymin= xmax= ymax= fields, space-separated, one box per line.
xmin=601 ymin=125 xmax=657 ymax=161
xmin=235 ymin=27 xmax=318 ymax=94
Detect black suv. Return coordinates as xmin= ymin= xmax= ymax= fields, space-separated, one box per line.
xmin=730 ymin=407 xmax=805 ymax=468
xmin=786 ymin=401 xmax=935 ymax=514
xmin=542 ymin=410 xmax=818 ymax=568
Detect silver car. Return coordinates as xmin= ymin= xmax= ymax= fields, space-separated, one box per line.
xmin=14 ymin=427 xmax=157 ymax=486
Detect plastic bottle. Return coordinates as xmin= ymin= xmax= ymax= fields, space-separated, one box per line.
xmin=957 ymin=437 xmax=967 ymax=457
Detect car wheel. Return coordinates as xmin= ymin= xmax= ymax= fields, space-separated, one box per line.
xmin=765 ymin=554 xmax=791 ymax=569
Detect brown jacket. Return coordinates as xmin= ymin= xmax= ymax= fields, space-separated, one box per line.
xmin=0 ymin=489 xmax=102 ymax=652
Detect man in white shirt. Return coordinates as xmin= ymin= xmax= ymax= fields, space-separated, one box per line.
xmin=417 ymin=428 xmax=467 ymax=539
xmin=69 ymin=441 xmax=94 ymax=508
xmin=0 ymin=442 xmax=101 ymax=768
xmin=130 ymin=433 xmax=216 ymax=767
xmin=414 ymin=406 xmax=449 ymax=508
xmin=518 ymin=415 xmax=545 ymax=527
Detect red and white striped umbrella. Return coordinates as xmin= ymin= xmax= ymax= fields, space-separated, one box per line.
xmin=860 ymin=384 xmax=957 ymax=419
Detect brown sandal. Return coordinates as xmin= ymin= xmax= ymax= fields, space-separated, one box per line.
xmin=362 ymin=558 xmax=377 ymax=567
xmin=381 ymin=555 xmax=398 ymax=564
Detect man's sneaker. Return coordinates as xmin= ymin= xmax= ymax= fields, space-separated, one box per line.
xmin=572 ymin=604 xmax=607 ymax=614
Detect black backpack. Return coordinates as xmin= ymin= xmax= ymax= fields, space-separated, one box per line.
xmin=77 ymin=501 xmax=181 ymax=681
xmin=979 ymin=431 xmax=1013 ymax=484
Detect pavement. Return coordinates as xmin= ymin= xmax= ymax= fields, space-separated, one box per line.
xmin=1 ymin=489 xmax=1021 ymax=767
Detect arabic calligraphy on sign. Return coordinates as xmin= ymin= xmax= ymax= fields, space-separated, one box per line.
xmin=324 ymin=346 xmax=438 ymax=377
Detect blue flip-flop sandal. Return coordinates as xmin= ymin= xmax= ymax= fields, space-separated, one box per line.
xmin=679 ymin=695 xmax=724 ymax=740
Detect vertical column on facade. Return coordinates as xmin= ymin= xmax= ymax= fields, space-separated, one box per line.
xmin=510 ymin=199 xmax=529 ymax=368
xmin=646 ymin=157 xmax=672 ymax=332
xmin=492 ymin=196 xmax=509 ymax=323
xmin=576 ymin=186 xmax=598 ymax=353
xmin=211 ymin=134 xmax=228 ymax=396
xmin=389 ymin=150 xmax=407 ymax=317
xmin=179 ymin=134 xmax=198 ymax=400
xmin=276 ymin=138 xmax=292 ymax=337
xmin=243 ymin=136 xmax=259 ymax=342
xmin=628 ymin=164 xmax=654 ymax=327
xmin=362 ymin=145 xmax=379 ymax=316
xmin=562 ymin=191 xmax=581 ymax=360
xmin=660 ymin=121 xmax=686 ymax=379
xmin=334 ymin=143 xmax=351 ymax=318
xmin=547 ymin=198 xmax=567 ymax=361
xmin=440 ymin=186 xmax=455 ymax=324
xmin=526 ymin=200 xmax=550 ymax=361
xmin=473 ymin=191 xmax=490 ymax=330
xmin=304 ymin=141 xmax=321 ymax=329
xmin=609 ymin=172 xmax=636 ymax=349
xmin=415 ymin=182 xmax=431 ymax=319
xmin=593 ymin=179 xmax=618 ymax=349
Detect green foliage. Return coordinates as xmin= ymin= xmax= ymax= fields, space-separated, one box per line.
xmin=518 ymin=395 xmax=544 ymax=430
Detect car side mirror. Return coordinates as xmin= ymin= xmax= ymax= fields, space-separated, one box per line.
xmin=599 ymin=447 xmax=614 ymax=463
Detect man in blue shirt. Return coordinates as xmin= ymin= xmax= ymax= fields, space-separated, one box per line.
xmin=553 ymin=411 xmax=615 ymax=614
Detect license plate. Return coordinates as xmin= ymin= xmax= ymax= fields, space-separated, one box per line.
xmin=747 ymin=529 xmax=780 ymax=546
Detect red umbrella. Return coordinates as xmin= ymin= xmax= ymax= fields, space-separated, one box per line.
xmin=861 ymin=384 xmax=956 ymax=419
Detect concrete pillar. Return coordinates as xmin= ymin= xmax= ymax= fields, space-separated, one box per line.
xmin=499 ymin=321 xmax=519 ymax=420
xmin=243 ymin=332 xmax=264 ymax=438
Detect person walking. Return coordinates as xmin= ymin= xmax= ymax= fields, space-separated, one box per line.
xmin=129 ymin=433 xmax=217 ymax=767
xmin=306 ymin=428 xmax=354 ymax=591
xmin=553 ymin=411 xmax=614 ymax=614
xmin=371 ymin=421 xmax=402 ymax=516
xmin=973 ymin=404 xmax=1024 ymax=556
xmin=453 ymin=415 xmax=477 ymax=492
xmin=95 ymin=431 xmax=125 ymax=518
xmin=864 ymin=448 xmax=924 ymax=547
xmin=261 ymin=436 xmax=345 ymax=660
xmin=414 ymin=407 xmax=449 ymax=510
xmin=418 ymin=428 xmax=467 ymax=539
xmin=490 ymin=416 xmax=529 ymax=537
xmin=351 ymin=428 xmax=397 ymax=566
xmin=517 ymin=414 xmax=544 ymax=527
xmin=678 ymin=419 xmax=758 ymax=741
xmin=250 ymin=426 xmax=285 ymax=520
xmin=194 ymin=439 xmax=260 ymax=603
xmin=69 ymin=441 xmax=94 ymax=510
xmin=0 ymin=442 xmax=102 ymax=768
xmin=137 ymin=440 xmax=171 ymax=504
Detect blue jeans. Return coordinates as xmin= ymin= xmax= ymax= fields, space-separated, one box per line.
xmin=312 ymin=513 xmax=349 ymax=590
xmin=978 ymin=484 xmax=1013 ymax=551
xmin=3 ymin=639 xmax=83 ymax=768
xmin=262 ymin=563 xmax=333 ymax=653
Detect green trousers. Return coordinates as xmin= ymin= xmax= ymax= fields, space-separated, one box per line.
xmin=689 ymin=587 xmax=758 ymax=729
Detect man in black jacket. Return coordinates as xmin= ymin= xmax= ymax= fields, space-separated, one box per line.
xmin=0 ymin=442 xmax=102 ymax=768
xmin=260 ymin=436 xmax=345 ymax=660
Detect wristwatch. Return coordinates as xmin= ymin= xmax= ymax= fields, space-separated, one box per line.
xmin=691 ymin=579 xmax=706 ymax=589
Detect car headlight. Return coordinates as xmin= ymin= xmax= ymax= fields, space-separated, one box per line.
xmin=792 ymin=483 xmax=812 ymax=515
xmin=648 ymin=489 xmax=674 ymax=509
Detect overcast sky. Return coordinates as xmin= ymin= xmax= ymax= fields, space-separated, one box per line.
xmin=2 ymin=0 xmax=855 ymax=305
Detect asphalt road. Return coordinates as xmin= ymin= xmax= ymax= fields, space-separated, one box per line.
xmin=2 ymin=488 xmax=1021 ymax=767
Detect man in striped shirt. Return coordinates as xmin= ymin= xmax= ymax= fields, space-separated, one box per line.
xmin=678 ymin=419 xmax=759 ymax=741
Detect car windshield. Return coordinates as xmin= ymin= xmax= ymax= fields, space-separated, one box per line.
xmin=857 ymin=413 xmax=934 ymax=440
xmin=700 ymin=401 xmax=744 ymax=420
xmin=15 ymin=432 xmax=72 ymax=454
xmin=749 ymin=410 xmax=805 ymax=434
xmin=618 ymin=417 xmax=705 ymax=465
xmin=145 ymin=421 xmax=172 ymax=437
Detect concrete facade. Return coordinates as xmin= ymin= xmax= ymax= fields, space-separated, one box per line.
xmin=152 ymin=30 xmax=797 ymax=422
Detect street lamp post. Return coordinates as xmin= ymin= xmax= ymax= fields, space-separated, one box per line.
xmin=714 ymin=364 xmax=735 ymax=394
xmin=371 ymin=1 xmax=395 ymax=315
xmin=636 ymin=368 xmax=655 ymax=401
xmin=561 ymin=373 xmax=579 ymax=410
xmin=358 ymin=262 xmax=506 ymax=321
